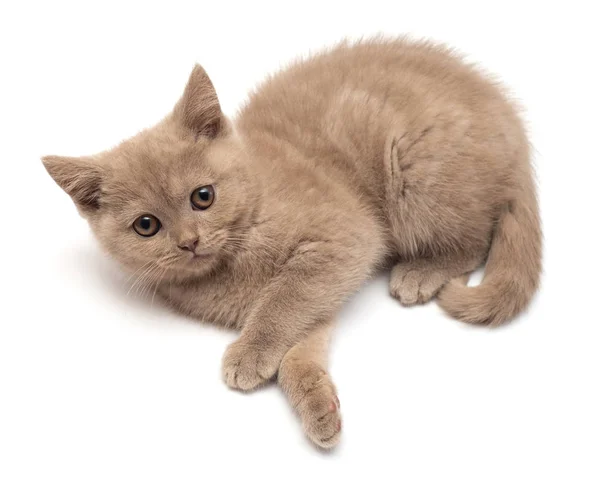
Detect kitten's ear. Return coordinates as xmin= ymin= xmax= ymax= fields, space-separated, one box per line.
xmin=42 ymin=155 xmax=105 ymax=213
xmin=174 ymin=64 xmax=224 ymax=139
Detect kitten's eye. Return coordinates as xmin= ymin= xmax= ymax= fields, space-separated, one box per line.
xmin=133 ymin=215 xmax=161 ymax=237
xmin=191 ymin=185 xmax=215 ymax=210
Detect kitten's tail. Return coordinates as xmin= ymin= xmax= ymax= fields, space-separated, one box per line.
xmin=437 ymin=166 xmax=542 ymax=326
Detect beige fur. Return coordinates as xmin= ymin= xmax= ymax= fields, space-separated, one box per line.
xmin=42 ymin=37 xmax=542 ymax=448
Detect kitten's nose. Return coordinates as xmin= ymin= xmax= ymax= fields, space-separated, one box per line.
xmin=178 ymin=238 xmax=199 ymax=253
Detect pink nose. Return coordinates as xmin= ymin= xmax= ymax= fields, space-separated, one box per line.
xmin=178 ymin=238 xmax=199 ymax=252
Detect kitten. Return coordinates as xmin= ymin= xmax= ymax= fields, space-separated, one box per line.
xmin=43 ymin=38 xmax=542 ymax=448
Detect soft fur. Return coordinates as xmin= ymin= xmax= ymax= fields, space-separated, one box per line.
xmin=43 ymin=38 xmax=542 ymax=448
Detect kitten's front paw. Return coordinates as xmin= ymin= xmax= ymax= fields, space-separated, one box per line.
xmin=222 ymin=340 xmax=282 ymax=391
xmin=299 ymin=370 xmax=342 ymax=449
xmin=279 ymin=358 xmax=342 ymax=448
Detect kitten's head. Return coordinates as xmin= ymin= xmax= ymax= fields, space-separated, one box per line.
xmin=43 ymin=65 xmax=258 ymax=282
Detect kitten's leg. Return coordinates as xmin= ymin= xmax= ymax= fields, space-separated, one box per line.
xmin=389 ymin=253 xmax=484 ymax=306
xmin=279 ymin=321 xmax=341 ymax=448
xmin=222 ymin=237 xmax=380 ymax=391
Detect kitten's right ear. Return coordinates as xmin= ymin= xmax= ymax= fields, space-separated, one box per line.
xmin=42 ymin=155 xmax=105 ymax=213
xmin=174 ymin=64 xmax=225 ymax=139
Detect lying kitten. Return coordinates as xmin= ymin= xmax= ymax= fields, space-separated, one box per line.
xmin=43 ymin=38 xmax=542 ymax=448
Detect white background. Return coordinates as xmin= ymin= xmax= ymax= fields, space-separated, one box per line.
xmin=1 ymin=1 xmax=599 ymax=478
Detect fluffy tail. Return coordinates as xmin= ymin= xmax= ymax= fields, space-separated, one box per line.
xmin=438 ymin=170 xmax=542 ymax=326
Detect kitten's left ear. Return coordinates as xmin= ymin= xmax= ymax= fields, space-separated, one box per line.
xmin=42 ymin=155 xmax=106 ymax=214
xmin=174 ymin=64 xmax=225 ymax=139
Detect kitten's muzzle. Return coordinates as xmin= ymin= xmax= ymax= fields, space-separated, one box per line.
xmin=178 ymin=237 xmax=214 ymax=259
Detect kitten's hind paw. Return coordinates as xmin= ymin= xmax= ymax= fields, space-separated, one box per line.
xmin=389 ymin=256 xmax=481 ymax=306
xmin=390 ymin=264 xmax=447 ymax=305
xmin=222 ymin=340 xmax=282 ymax=391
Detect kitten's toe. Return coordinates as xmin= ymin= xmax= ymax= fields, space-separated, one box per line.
xmin=390 ymin=269 xmax=420 ymax=305
xmin=222 ymin=341 xmax=281 ymax=391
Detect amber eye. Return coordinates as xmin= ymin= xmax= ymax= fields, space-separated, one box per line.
xmin=191 ymin=185 xmax=215 ymax=210
xmin=132 ymin=215 xmax=161 ymax=237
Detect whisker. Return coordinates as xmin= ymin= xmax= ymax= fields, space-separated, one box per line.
xmin=125 ymin=260 xmax=153 ymax=285
xmin=127 ymin=262 xmax=157 ymax=297
xmin=151 ymin=269 xmax=167 ymax=307
xmin=135 ymin=263 xmax=161 ymax=298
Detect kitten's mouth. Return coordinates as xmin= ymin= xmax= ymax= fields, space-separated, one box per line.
xmin=182 ymin=248 xmax=214 ymax=260
xmin=173 ymin=250 xmax=217 ymax=272
xmin=190 ymin=251 xmax=213 ymax=260
xmin=184 ymin=246 xmax=219 ymax=263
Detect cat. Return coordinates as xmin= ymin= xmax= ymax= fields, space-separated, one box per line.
xmin=42 ymin=37 xmax=542 ymax=448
